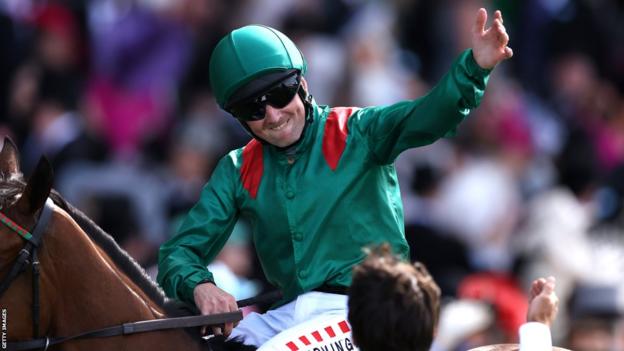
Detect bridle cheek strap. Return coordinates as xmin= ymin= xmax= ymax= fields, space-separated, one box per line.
xmin=0 ymin=198 xmax=55 ymax=339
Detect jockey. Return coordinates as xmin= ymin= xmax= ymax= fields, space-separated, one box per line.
xmin=157 ymin=8 xmax=513 ymax=348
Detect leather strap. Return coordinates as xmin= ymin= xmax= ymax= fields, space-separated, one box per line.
xmin=7 ymin=311 xmax=243 ymax=350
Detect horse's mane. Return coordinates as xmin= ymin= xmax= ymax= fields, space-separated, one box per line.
xmin=52 ymin=191 xmax=204 ymax=318
xmin=0 ymin=172 xmax=188 ymax=315
xmin=53 ymin=192 xmax=170 ymax=306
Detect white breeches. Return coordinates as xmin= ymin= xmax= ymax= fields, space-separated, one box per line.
xmin=229 ymin=291 xmax=348 ymax=347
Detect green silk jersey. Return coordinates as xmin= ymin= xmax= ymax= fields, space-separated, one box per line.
xmin=157 ymin=49 xmax=491 ymax=306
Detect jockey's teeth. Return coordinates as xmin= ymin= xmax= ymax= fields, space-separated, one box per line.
xmin=270 ymin=118 xmax=289 ymax=131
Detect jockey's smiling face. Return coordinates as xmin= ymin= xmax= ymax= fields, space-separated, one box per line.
xmin=245 ymin=78 xmax=308 ymax=148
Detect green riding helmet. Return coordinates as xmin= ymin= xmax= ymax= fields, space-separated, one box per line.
xmin=209 ymin=25 xmax=307 ymax=109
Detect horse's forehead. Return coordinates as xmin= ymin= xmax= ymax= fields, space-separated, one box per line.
xmin=0 ymin=183 xmax=22 ymax=208
xmin=0 ymin=204 xmax=31 ymax=254
xmin=0 ymin=198 xmax=62 ymax=245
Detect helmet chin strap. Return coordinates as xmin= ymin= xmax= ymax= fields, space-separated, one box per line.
xmin=300 ymin=87 xmax=314 ymax=124
xmin=238 ymin=87 xmax=314 ymax=149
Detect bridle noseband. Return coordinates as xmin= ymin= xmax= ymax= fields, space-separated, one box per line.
xmin=0 ymin=197 xmax=55 ymax=343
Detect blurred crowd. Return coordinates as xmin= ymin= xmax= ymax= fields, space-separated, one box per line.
xmin=2 ymin=0 xmax=624 ymax=350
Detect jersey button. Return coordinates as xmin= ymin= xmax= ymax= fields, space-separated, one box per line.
xmin=298 ymin=269 xmax=308 ymax=279
xmin=293 ymin=231 xmax=303 ymax=241
xmin=286 ymin=190 xmax=295 ymax=199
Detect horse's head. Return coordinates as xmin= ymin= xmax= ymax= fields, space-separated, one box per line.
xmin=0 ymin=137 xmax=56 ymax=341
xmin=0 ymin=138 xmax=210 ymax=350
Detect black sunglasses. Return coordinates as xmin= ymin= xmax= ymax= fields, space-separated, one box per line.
xmin=226 ymin=73 xmax=301 ymax=121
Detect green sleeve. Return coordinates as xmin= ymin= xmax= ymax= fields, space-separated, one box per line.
xmin=157 ymin=156 xmax=239 ymax=305
xmin=351 ymin=49 xmax=491 ymax=164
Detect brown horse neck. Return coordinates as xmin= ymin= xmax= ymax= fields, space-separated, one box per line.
xmin=38 ymin=209 xmax=205 ymax=350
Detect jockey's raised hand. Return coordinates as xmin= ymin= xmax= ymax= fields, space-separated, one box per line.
xmin=471 ymin=8 xmax=513 ymax=69
xmin=194 ymin=282 xmax=239 ymax=336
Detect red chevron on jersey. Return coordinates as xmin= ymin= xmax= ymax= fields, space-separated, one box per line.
xmin=322 ymin=107 xmax=358 ymax=170
xmin=241 ymin=139 xmax=263 ymax=198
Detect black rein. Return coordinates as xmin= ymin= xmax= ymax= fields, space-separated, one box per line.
xmin=8 ymin=290 xmax=283 ymax=350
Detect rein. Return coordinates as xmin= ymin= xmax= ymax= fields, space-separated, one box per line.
xmin=0 ymin=197 xmax=281 ymax=351
xmin=7 ymin=311 xmax=243 ymax=351
xmin=5 ymin=292 xmax=283 ymax=350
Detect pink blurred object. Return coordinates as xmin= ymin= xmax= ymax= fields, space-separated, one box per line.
xmin=86 ymin=77 xmax=168 ymax=158
xmin=590 ymin=121 xmax=624 ymax=171
xmin=497 ymin=112 xmax=533 ymax=156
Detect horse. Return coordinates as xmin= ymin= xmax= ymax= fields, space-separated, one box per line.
xmin=0 ymin=138 xmax=249 ymax=351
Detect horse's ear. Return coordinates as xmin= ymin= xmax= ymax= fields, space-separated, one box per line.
xmin=0 ymin=137 xmax=21 ymax=176
xmin=15 ymin=157 xmax=53 ymax=215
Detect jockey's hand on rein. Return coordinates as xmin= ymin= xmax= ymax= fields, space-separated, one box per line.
xmin=193 ymin=282 xmax=239 ymax=337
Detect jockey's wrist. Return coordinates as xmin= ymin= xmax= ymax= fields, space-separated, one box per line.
xmin=196 ymin=278 xmax=215 ymax=287
xmin=181 ymin=272 xmax=215 ymax=303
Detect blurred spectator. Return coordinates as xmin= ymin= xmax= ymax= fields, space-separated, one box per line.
xmin=6 ymin=2 xmax=87 ymax=146
xmin=162 ymin=93 xmax=241 ymax=218
xmin=85 ymin=0 xmax=192 ymax=159
xmin=514 ymin=129 xmax=599 ymax=343
xmin=566 ymin=284 xmax=624 ymax=351
xmin=20 ymin=95 xmax=108 ymax=174
xmin=432 ymin=150 xmax=521 ymax=272
xmin=403 ymin=33 xmax=531 ymax=275
xmin=208 ymin=220 xmax=261 ymax=303
xmin=588 ymin=165 xmax=624 ymax=284
xmin=58 ymin=160 xmax=168 ymax=265
xmin=0 ymin=10 xmax=15 ymax=123
xmin=293 ymin=34 xmax=348 ymax=107
xmin=405 ymin=162 xmax=473 ymax=296
xmin=458 ymin=272 xmax=529 ymax=344
xmin=431 ymin=299 xmax=495 ymax=351
xmin=343 ymin=1 xmax=421 ymax=107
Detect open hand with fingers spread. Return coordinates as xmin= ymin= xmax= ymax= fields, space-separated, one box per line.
xmin=527 ymin=276 xmax=559 ymax=327
xmin=472 ymin=8 xmax=513 ymax=69
xmin=193 ymin=282 xmax=239 ymax=337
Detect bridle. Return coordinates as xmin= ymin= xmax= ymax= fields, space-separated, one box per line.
xmin=0 ymin=198 xmax=54 ymax=341
xmin=0 ymin=197 xmax=249 ymax=351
